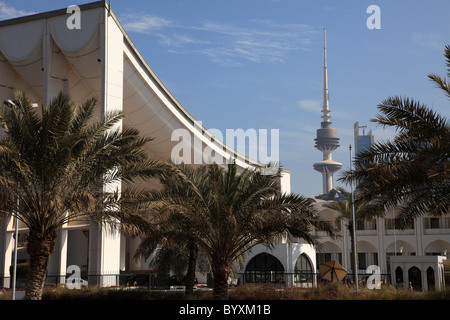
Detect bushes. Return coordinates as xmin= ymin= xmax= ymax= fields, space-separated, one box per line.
xmin=42 ymin=287 xmax=186 ymax=300
xmin=40 ymin=283 xmax=450 ymax=300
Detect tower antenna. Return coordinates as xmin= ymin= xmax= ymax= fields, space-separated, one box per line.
xmin=313 ymin=28 xmax=342 ymax=196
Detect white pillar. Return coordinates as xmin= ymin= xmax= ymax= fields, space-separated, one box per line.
xmin=87 ymin=8 xmax=124 ymax=287
xmin=0 ymin=218 xmax=14 ymax=288
xmin=421 ymin=264 xmax=427 ymax=291
xmin=403 ymin=266 xmax=408 ymax=288
xmin=377 ymin=216 xmax=386 ymax=273
xmin=44 ymin=27 xmax=70 ymax=285
xmin=286 ymin=243 xmax=293 ymax=286
xmin=128 ymin=236 xmax=143 ymax=271
xmin=120 ymin=234 xmax=126 ymax=272
xmin=47 ymin=228 xmax=68 ymax=286
xmin=415 ymin=217 xmax=424 ymax=255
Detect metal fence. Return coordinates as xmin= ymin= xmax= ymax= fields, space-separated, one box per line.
xmin=233 ymin=272 xmax=392 ymax=288
xmin=1 ymin=272 xmax=186 ymax=290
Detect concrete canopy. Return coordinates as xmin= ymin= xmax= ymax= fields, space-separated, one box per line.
xmin=0 ymin=1 xmax=278 ymax=176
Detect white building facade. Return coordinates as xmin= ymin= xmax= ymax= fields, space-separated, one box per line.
xmin=0 ymin=1 xmax=318 ymax=290
xmin=315 ymin=201 xmax=450 ymax=290
xmin=0 ymin=2 xmax=446 ymax=293
xmin=313 ymin=124 xmax=450 ymax=290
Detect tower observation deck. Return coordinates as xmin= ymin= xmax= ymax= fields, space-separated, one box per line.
xmin=313 ymin=28 xmax=342 ymax=196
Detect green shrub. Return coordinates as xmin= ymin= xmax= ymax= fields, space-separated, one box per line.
xmin=40 ymin=284 xmax=450 ymax=300
xmin=0 ymin=292 xmax=11 ymax=300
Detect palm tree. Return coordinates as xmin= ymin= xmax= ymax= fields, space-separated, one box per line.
xmin=139 ymin=162 xmax=336 ymax=300
xmin=144 ymin=245 xmax=198 ymax=287
xmin=339 ymin=45 xmax=450 ymax=228
xmin=0 ymin=92 xmax=168 ymax=300
xmin=135 ymin=240 xmax=210 ymax=294
xmin=323 ymin=187 xmax=383 ymax=279
xmin=133 ymin=164 xmax=210 ymax=296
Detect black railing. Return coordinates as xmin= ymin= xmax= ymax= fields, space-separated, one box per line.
xmin=1 ymin=272 xmax=189 ymax=291
xmin=234 ymin=272 xmax=392 ymax=288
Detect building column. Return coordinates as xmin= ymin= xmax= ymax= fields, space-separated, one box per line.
xmin=377 ymin=216 xmax=387 ymax=273
xmin=415 ymin=217 xmax=424 ymax=255
xmin=87 ymin=9 xmax=124 ymax=287
xmin=0 ymin=218 xmax=13 ymax=288
xmin=402 ymin=265 xmax=408 ymax=288
xmin=120 ymin=234 xmax=127 ymax=272
xmin=128 ymin=236 xmax=143 ymax=271
xmin=286 ymin=243 xmax=293 ymax=286
xmin=342 ymin=222 xmax=351 ymax=272
xmin=421 ymin=264 xmax=427 ymax=291
xmin=47 ymin=228 xmax=68 ymax=285
xmin=42 ymin=20 xmax=71 ymax=286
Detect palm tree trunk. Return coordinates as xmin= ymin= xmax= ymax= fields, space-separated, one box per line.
xmin=24 ymin=229 xmax=56 ymax=300
xmin=212 ymin=262 xmax=230 ymax=300
xmin=185 ymin=242 xmax=198 ymax=296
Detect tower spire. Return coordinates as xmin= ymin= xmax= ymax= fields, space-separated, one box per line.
xmin=313 ymin=28 xmax=342 ymax=196
xmin=322 ymin=28 xmax=330 ymax=122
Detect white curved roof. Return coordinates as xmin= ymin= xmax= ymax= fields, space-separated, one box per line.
xmin=0 ymin=1 xmax=269 ymax=172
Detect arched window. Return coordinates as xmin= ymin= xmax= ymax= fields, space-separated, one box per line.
xmin=295 ymin=253 xmax=313 ymax=273
xmin=408 ymin=266 xmax=422 ymax=291
xmin=245 ymin=253 xmax=284 ymax=283
xmin=294 ymin=253 xmax=313 ymax=286
xmin=427 ymin=267 xmax=435 ymax=290
xmin=395 ymin=266 xmax=403 ymax=287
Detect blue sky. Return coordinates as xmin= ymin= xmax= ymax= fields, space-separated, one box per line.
xmin=1 ymin=0 xmax=449 ymax=198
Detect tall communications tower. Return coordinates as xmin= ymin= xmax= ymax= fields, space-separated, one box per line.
xmin=313 ymin=28 xmax=342 ymax=195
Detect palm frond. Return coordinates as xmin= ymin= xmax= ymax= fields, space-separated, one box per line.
xmin=339 ymin=45 xmax=449 ymax=221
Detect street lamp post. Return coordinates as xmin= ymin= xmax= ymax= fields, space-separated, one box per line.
xmin=349 ymin=145 xmax=358 ymax=293
xmin=11 ymin=197 xmax=19 ymax=300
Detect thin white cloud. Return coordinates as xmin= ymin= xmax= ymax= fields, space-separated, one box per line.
xmin=121 ymin=14 xmax=172 ymax=33
xmin=297 ymin=99 xmax=322 ymax=113
xmin=119 ymin=13 xmax=318 ymax=66
xmin=411 ymin=32 xmax=443 ymax=52
xmin=0 ymin=2 xmax=36 ymax=20
xmin=190 ymin=19 xmax=316 ymax=65
xmin=157 ymin=32 xmax=207 ymax=48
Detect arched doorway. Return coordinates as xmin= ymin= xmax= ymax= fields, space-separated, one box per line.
xmin=245 ymin=253 xmax=284 ymax=284
xmin=408 ymin=266 xmax=422 ymax=291
xmin=427 ymin=267 xmax=435 ymax=290
xmin=294 ymin=253 xmax=313 ymax=287
xmin=395 ymin=266 xmax=403 ymax=288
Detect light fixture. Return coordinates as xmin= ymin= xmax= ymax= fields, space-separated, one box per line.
xmin=4 ymin=99 xmax=39 ymax=108
xmin=3 ymin=99 xmax=15 ymax=108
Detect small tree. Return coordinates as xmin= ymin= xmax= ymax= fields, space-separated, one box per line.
xmin=139 ymin=163 xmax=336 ymax=300
xmin=133 ymin=164 xmax=210 ymax=296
